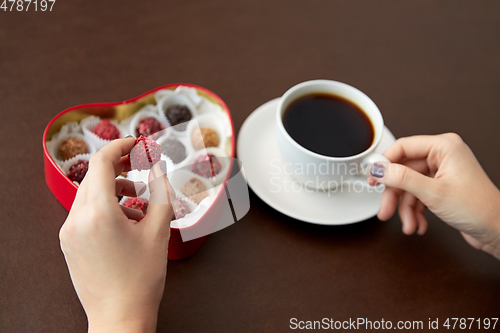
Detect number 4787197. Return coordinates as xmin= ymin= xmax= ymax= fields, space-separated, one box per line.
xmin=1 ymin=0 xmax=56 ymax=11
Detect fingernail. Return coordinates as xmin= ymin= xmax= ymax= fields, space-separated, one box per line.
xmin=136 ymin=181 xmax=147 ymax=196
xmin=370 ymin=163 xmax=386 ymax=178
xmin=160 ymin=160 xmax=167 ymax=175
xmin=125 ymin=135 xmax=135 ymax=139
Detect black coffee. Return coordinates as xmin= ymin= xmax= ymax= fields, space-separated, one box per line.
xmin=282 ymin=93 xmax=374 ymax=157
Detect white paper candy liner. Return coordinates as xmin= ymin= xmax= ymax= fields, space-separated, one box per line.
xmin=129 ymin=106 xmax=170 ymax=139
xmin=60 ymin=153 xmax=91 ymax=186
xmin=167 ymin=168 xmax=216 ymax=207
xmin=187 ymin=147 xmax=230 ymax=186
xmin=187 ymin=114 xmax=227 ymax=152
xmin=81 ymin=116 xmax=125 ymax=151
xmin=174 ymin=86 xmax=203 ymax=106
xmin=157 ymin=132 xmax=194 ymax=169
xmin=196 ymin=97 xmax=225 ymax=116
xmin=156 ymin=91 xmax=198 ymax=136
xmin=47 ymin=132 xmax=96 ymax=165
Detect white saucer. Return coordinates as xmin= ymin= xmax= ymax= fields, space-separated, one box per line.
xmin=237 ymin=98 xmax=396 ymax=225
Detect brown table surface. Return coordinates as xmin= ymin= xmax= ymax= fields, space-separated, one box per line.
xmin=1 ymin=1 xmax=500 ymax=332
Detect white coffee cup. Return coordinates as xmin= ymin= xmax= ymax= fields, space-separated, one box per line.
xmin=276 ymin=80 xmax=389 ymax=191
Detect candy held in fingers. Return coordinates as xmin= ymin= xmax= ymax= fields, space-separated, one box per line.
xmin=191 ymin=154 xmax=222 ymax=178
xmin=67 ymin=159 xmax=89 ymax=184
xmin=136 ymin=117 xmax=165 ymax=137
xmin=59 ymin=137 xmax=89 ymax=161
xmin=92 ymin=120 xmax=120 ymax=140
xmin=130 ymin=136 xmax=161 ymax=171
xmin=123 ymin=197 xmax=149 ymax=214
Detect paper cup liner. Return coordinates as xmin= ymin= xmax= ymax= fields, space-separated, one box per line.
xmin=187 ymin=114 xmax=227 ymax=152
xmin=60 ymin=154 xmax=91 ymax=186
xmin=167 ymin=169 xmax=216 ymax=206
xmin=81 ymin=116 xmax=125 ymax=150
xmin=157 ymin=91 xmax=198 ymax=135
xmin=47 ymin=132 xmax=96 ymax=165
xmin=129 ymin=106 xmax=170 ymax=139
xmin=157 ymin=132 xmax=194 ymax=169
xmin=187 ymin=147 xmax=230 ymax=186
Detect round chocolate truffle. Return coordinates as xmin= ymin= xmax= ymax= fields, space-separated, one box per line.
xmin=59 ymin=137 xmax=89 ymax=161
xmin=172 ymin=198 xmax=191 ymax=220
xmin=191 ymin=127 xmax=219 ymax=150
xmin=67 ymin=159 xmax=89 ymax=184
xmin=136 ymin=117 xmax=165 ymax=137
xmin=191 ymin=154 xmax=222 ymax=178
xmin=161 ymin=138 xmax=186 ymax=164
xmin=130 ymin=136 xmax=162 ymax=171
xmin=123 ymin=197 xmax=149 ymax=214
xmin=92 ymin=120 xmax=120 ymax=140
xmin=165 ymin=104 xmax=192 ymax=131
xmin=181 ymin=177 xmax=208 ymax=204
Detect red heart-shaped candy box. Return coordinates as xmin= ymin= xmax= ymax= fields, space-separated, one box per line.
xmin=43 ymin=84 xmax=235 ymax=260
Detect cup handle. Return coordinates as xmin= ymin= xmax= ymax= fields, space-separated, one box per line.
xmin=346 ymin=153 xmax=390 ymax=189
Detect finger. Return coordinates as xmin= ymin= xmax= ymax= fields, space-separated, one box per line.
xmin=415 ymin=200 xmax=428 ymax=235
xmin=368 ymin=162 xmax=435 ymax=201
xmin=402 ymin=159 xmax=430 ymax=176
xmin=114 ymin=155 xmax=132 ymax=177
xmin=461 ymin=232 xmax=484 ymax=250
xmin=71 ymin=176 xmax=89 ymax=208
xmin=120 ymin=205 xmax=144 ymax=221
xmin=384 ymin=135 xmax=439 ymax=163
xmin=86 ymin=137 xmax=136 ymax=200
xmin=377 ymin=188 xmax=400 ymax=221
xmin=143 ymin=161 xmax=174 ymax=237
xmin=398 ymin=192 xmax=419 ymax=235
xmin=115 ymin=179 xmax=147 ymax=197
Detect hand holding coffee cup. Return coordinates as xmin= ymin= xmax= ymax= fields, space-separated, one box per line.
xmin=276 ymin=80 xmax=389 ymax=191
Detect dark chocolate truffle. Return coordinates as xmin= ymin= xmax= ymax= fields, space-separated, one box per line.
xmin=165 ymin=104 xmax=192 ymax=131
xmin=59 ymin=137 xmax=89 ymax=161
xmin=123 ymin=197 xmax=149 ymax=214
xmin=191 ymin=127 xmax=219 ymax=150
xmin=172 ymin=198 xmax=191 ymax=220
xmin=130 ymin=136 xmax=162 ymax=171
xmin=161 ymin=138 xmax=186 ymax=164
xmin=191 ymin=154 xmax=222 ymax=178
xmin=136 ymin=117 xmax=165 ymax=137
xmin=181 ymin=177 xmax=208 ymax=204
xmin=92 ymin=120 xmax=120 ymax=140
xmin=67 ymin=159 xmax=89 ymax=184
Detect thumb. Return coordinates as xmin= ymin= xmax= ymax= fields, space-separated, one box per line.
xmin=143 ymin=160 xmax=174 ymax=235
xmin=368 ymin=162 xmax=435 ymax=200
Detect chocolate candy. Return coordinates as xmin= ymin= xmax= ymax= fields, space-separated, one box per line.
xmin=67 ymin=159 xmax=89 ymax=184
xmin=191 ymin=127 xmax=219 ymax=150
xmin=165 ymin=104 xmax=192 ymax=131
xmin=161 ymin=138 xmax=186 ymax=164
xmin=59 ymin=137 xmax=89 ymax=161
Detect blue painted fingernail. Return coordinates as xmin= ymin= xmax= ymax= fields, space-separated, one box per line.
xmin=370 ymin=163 xmax=386 ymax=178
xmin=125 ymin=135 xmax=135 ymax=139
xmin=160 ymin=160 xmax=167 ymax=175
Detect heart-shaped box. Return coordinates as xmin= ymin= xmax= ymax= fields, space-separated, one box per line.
xmin=43 ymin=83 xmax=235 ymax=260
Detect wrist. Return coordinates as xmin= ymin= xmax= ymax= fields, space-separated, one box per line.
xmin=86 ymin=300 xmax=159 ymax=333
xmin=483 ymin=190 xmax=500 ymax=259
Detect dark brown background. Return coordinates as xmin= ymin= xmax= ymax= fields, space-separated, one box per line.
xmin=1 ymin=0 xmax=499 ymax=332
